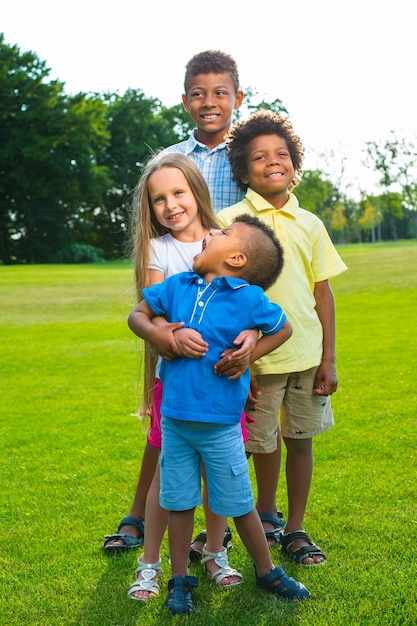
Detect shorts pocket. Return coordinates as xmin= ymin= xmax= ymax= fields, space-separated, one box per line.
xmin=230 ymin=460 xmax=252 ymax=504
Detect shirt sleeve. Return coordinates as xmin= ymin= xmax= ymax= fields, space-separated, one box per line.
xmin=142 ymin=281 xmax=169 ymax=318
xmin=312 ymin=221 xmax=348 ymax=282
xmin=149 ymin=237 xmax=168 ymax=274
xmin=248 ymin=288 xmax=287 ymax=335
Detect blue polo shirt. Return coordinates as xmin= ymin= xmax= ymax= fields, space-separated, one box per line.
xmin=142 ymin=272 xmax=286 ymax=425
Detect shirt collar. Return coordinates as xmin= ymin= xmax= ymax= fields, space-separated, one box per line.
xmin=186 ymin=129 xmax=226 ymax=153
xmin=190 ymin=272 xmax=249 ymax=289
xmin=245 ymin=188 xmax=300 ymax=218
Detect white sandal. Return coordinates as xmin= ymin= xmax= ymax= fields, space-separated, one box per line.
xmin=127 ymin=555 xmax=162 ymax=601
xmin=201 ymin=546 xmax=243 ymax=589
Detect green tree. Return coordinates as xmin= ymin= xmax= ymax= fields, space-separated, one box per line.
xmin=388 ymin=136 xmax=417 ymax=240
xmin=293 ymin=170 xmax=354 ymax=242
xmin=294 ymin=169 xmax=337 ymax=223
xmin=364 ymin=136 xmax=408 ymax=241
xmin=331 ymin=201 xmax=348 ymax=243
xmin=358 ymin=197 xmax=382 ymax=242
xmin=0 ymin=34 xmax=111 ymax=264
xmin=91 ymin=90 xmax=191 ymax=259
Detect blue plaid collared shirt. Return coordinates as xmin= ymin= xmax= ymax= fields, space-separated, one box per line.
xmin=162 ymin=130 xmax=244 ymax=213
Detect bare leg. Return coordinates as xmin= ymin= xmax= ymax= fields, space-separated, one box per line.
xmin=282 ymin=437 xmax=324 ymax=564
xmin=125 ymin=443 xmax=159 ymax=522
xmin=252 ymin=448 xmax=281 ymax=512
xmin=251 ymin=436 xmax=282 ymax=544
xmin=203 ymin=503 xmax=229 ymax=555
xmin=234 ymin=509 xmax=308 ymax=600
xmin=189 ymin=469 xmax=210 ymax=557
xmin=190 ymin=464 xmax=241 ymax=586
xmin=105 ymin=443 xmax=159 ymax=547
xmin=169 ymin=509 xmax=195 ymax=577
xmin=234 ymin=509 xmax=274 ymax=576
xmin=129 ymin=463 xmax=168 ymax=600
xmin=202 ymin=490 xmax=241 ymax=586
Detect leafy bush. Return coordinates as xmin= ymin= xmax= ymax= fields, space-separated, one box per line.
xmin=54 ymin=243 xmax=105 ymax=263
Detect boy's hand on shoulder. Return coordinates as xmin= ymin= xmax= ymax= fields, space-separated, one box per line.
xmin=313 ymin=360 xmax=338 ymax=396
xmin=174 ymin=327 xmax=208 ymax=359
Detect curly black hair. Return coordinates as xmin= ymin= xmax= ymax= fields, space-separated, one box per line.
xmin=226 ymin=110 xmax=304 ymax=192
xmin=233 ymin=213 xmax=285 ymax=291
xmin=184 ymin=50 xmax=240 ymax=94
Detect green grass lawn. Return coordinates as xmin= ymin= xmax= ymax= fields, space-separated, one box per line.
xmin=1 ymin=242 xmax=417 ymax=625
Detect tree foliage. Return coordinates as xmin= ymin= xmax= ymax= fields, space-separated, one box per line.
xmin=0 ymin=34 xmax=112 ymax=263
xmin=365 ymin=133 xmax=417 ymax=239
xmin=88 ymin=89 xmax=183 ymax=259
xmin=1 ymin=34 xmax=417 ymax=264
xmin=0 ymin=36 xmax=192 ymax=264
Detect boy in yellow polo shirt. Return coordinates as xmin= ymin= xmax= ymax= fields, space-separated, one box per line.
xmin=216 ymin=110 xmax=347 ymax=565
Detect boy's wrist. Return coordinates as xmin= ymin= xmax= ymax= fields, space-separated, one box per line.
xmin=321 ymin=354 xmax=336 ymax=364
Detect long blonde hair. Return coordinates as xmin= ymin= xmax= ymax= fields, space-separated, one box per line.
xmin=130 ymin=151 xmax=219 ymax=414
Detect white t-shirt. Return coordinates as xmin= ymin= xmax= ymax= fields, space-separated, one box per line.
xmin=149 ymin=232 xmax=203 ymax=278
xmin=149 ymin=232 xmax=204 ymax=376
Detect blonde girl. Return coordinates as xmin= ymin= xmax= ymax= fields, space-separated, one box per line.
xmin=104 ymin=153 xmax=254 ymax=599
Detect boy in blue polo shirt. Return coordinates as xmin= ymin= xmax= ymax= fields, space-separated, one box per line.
xmin=128 ymin=214 xmax=310 ymax=614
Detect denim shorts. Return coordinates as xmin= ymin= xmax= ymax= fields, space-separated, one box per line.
xmin=159 ymin=416 xmax=254 ymax=517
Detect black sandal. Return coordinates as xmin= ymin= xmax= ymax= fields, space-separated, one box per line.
xmin=165 ymin=575 xmax=198 ymax=614
xmin=189 ymin=525 xmax=232 ymax=563
xmin=281 ymin=530 xmax=326 ymax=565
xmin=259 ymin=512 xmax=285 ymax=546
xmin=103 ymin=516 xmax=145 ymax=553
xmin=255 ymin=565 xmax=310 ymax=601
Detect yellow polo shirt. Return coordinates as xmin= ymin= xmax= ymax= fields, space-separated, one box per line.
xmin=217 ymin=189 xmax=348 ymax=374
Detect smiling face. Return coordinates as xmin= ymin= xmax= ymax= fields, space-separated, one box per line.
xmin=182 ymin=72 xmax=243 ymax=149
xmin=242 ymin=134 xmax=295 ymax=207
xmin=147 ymin=166 xmax=204 ymax=240
xmin=192 ymin=221 xmax=249 ymax=282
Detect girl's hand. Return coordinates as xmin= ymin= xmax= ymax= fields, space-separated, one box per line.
xmin=214 ymin=329 xmax=258 ymax=380
xmin=148 ymin=321 xmax=184 ymax=360
xmin=174 ymin=327 xmax=208 ymax=359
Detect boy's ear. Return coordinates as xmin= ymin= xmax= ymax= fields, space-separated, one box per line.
xmin=234 ymin=90 xmax=244 ymax=110
xmin=225 ymin=251 xmax=247 ymax=269
xmin=241 ymin=174 xmax=249 ymax=184
xmin=182 ymin=94 xmax=189 ymax=112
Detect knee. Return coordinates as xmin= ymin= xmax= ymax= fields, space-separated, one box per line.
xmin=283 ymin=437 xmax=312 ymax=456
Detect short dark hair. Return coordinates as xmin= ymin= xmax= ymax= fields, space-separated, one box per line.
xmin=226 ymin=110 xmax=304 ymax=192
xmin=233 ymin=214 xmax=285 ymax=291
xmin=184 ymin=50 xmax=240 ymax=94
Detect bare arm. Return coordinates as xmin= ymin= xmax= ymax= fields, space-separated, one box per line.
xmin=313 ymin=279 xmax=338 ymax=395
xmin=251 ymin=319 xmax=293 ymax=363
xmin=147 ymin=268 xmax=207 ymax=359
xmin=128 ymin=300 xmax=184 ymax=361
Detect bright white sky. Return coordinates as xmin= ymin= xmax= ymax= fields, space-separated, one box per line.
xmin=3 ymin=0 xmax=416 ymax=198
